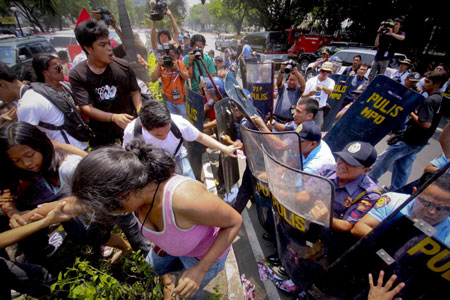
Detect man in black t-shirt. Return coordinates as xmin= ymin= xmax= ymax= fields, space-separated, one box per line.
xmin=369 ymin=70 xmax=449 ymax=191
xmin=368 ymin=17 xmax=405 ymax=82
xmin=70 ymin=19 xmax=142 ymax=147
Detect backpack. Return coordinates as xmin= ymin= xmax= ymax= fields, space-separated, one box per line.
xmin=25 ymin=82 xmax=95 ymax=143
xmin=133 ymin=117 xmax=183 ymax=157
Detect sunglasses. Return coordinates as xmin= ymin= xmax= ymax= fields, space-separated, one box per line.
xmin=417 ymin=196 xmax=450 ymax=213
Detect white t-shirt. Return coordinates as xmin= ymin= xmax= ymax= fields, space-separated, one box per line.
xmin=123 ymin=114 xmax=200 ymax=158
xmin=303 ymin=76 xmax=335 ymax=108
xmin=17 ymin=88 xmax=88 ymax=150
xmin=58 ymin=154 xmax=82 ymax=196
xmin=72 ymin=52 xmax=87 ymax=67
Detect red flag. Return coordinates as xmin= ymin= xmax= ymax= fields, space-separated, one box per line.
xmin=75 ymin=8 xmax=91 ymax=28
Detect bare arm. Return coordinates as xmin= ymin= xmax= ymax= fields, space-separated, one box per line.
xmin=166 ymin=10 xmax=179 ymax=46
xmin=351 ymin=213 xmax=380 ymax=238
xmin=293 ymin=68 xmax=306 ymax=92
xmin=277 ymin=65 xmax=285 ymax=89
xmin=175 ymin=60 xmax=190 ymax=81
xmin=332 ymin=218 xmax=354 ymax=232
xmin=80 ymin=104 xmax=134 ymax=129
xmin=196 ymin=132 xmax=237 ymax=157
xmin=439 ymin=123 xmax=450 ymax=158
xmin=151 ymin=21 xmax=158 ymax=50
xmin=409 ymin=112 xmax=431 ymax=129
xmin=173 ymin=181 xmax=242 ymax=298
xmin=151 ymin=59 xmax=162 ymax=82
xmin=131 ymin=90 xmax=143 ymax=113
xmin=51 ymin=140 xmax=87 ymax=157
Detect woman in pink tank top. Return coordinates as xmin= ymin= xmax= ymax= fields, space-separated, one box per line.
xmin=70 ymin=141 xmax=242 ymax=300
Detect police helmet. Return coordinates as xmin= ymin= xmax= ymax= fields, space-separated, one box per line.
xmin=205 ymin=76 xmax=226 ymax=97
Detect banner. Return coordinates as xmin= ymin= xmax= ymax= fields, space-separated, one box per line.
xmin=185 ymin=88 xmax=205 ymax=180
xmin=324 ymin=75 xmax=424 ymax=153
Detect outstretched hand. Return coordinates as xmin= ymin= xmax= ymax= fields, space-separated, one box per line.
xmin=368 ymin=271 xmax=405 ymax=300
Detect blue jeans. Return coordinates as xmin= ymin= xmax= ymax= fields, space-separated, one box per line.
xmin=369 ymin=141 xmax=425 ymax=190
xmin=146 ymin=249 xmax=228 ymax=300
xmin=164 ymin=94 xmax=188 ymax=120
xmin=176 ymin=155 xmax=195 ymax=179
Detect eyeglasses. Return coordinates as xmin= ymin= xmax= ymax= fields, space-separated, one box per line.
xmin=417 ymin=196 xmax=450 ymax=213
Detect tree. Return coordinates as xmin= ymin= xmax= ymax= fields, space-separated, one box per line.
xmin=208 ymin=0 xmax=252 ymax=34
xmin=5 ymin=0 xmax=57 ymax=32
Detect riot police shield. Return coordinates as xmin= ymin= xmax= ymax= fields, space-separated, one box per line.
xmin=324 ymin=75 xmax=425 ymax=153
xmin=321 ymin=74 xmax=352 ymax=131
xmin=262 ymin=147 xmax=334 ymax=290
xmin=240 ymin=126 xmax=303 ymax=234
xmin=185 ymin=88 xmax=205 ymax=180
xmin=246 ymin=62 xmax=273 ymax=118
xmin=225 ymin=72 xmax=259 ymax=127
xmin=214 ymin=98 xmax=240 ymax=194
xmin=322 ymin=164 xmax=450 ymax=299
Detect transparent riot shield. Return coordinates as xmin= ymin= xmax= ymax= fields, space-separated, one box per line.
xmin=246 ymin=62 xmax=273 ymax=118
xmin=240 ymin=126 xmax=303 ymax=235
xmin=214 ymin=98 xmax=240 ymax=194
xmin=225 ymin=71 xmax=258 ymax=127
xmin=263 ymin=146 xmax=334 ymax=290
xmin=324 ymin=75 xmax=424 ymax=153
xmin=321 ymin=164 xmax=450 ymax=299
xmin=185 ymin=88 xmax=205 ymax=180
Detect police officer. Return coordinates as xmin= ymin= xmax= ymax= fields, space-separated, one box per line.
xmin=312 ymin=141 xmax=382 ymax=232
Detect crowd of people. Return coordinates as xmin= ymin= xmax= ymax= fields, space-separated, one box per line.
xmin=0 ymin=7 xmax=449 ymax=300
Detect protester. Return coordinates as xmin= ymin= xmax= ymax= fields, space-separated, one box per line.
xmin=150 ymin=9 xmax=179 ymax=58
xmin=68 ymin=142 xmax=242 ymax=299
xmin=70 ymin=19 xmax=142 ymax=147
xmin=342 ymin=55 xmax=361 ymax=76
xmin=265 ymin=97 xmax=318 ymax=132
xmin=273 ymin=63 xmax=306 ymax=121
xmin=368 ymin=17 xmax=405 ymax=81
xmin=352 ymin=172 xmax=450 ymax=246
xmin=57 ymin=50 xmax=72 ymax=78
xmin=302 ymin=61 xmax=335 ymax=129
xmin=123 ymin=101 xmax=237 ymax=179
xmin=151 ymin=43 xmax=190 ymax=118
xmin=202 ymin=77 xmax=225 ymax=131
xmin=417 ymin=64 xmax=448 ymax=97
xmin=0 ymin=101 xmax=16 ymax=127
xmin=214 ymin=56 xmax=225 ymax=72
xmin=369 ymin=70 xmax=448 ymax=191
xmin=183 ymin=34 xmax=216 ymax=93
xmin=367 ymin=271 xmax=405 ymax=300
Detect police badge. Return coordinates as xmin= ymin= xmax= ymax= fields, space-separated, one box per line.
xmin=343 ymin=196 xmax=353 ymax=207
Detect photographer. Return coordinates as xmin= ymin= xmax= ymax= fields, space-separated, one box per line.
xmin=150 ymin=6 xmax=180 ymax=58
xmin=273 ymin=61 xmax=306 ymax=121
xmin=151 ymin=43 xmax=190 ymax=118
xmin=91 ymin=8 xmax=123 ymax=44
xmin=368 ymin=17 xmax=405 ymax=82
xmin=183 ymin=34 xmax=216 ymax=93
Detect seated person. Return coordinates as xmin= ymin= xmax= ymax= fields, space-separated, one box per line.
xmin=273 ymin=63 xmax=306 ymax=121
xmin=122 ymin=100 xmax=237 ymax=179
xmin=351 ymin=172 xmax=450 ymax=247
xmin=269 ymin=97 xmax=318 ymax=132
xmin=312 ymin=141 xmax=381 ymax=232
xmin=298 ymin=121 xmax=335 ymax=174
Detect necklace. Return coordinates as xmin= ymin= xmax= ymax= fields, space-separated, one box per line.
xmin=140 ymin=181 xmax=162 ymax=234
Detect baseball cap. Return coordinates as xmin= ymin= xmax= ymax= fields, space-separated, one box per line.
xmin=406 ymin=72 xmax=421 ymax=82
xmin=298 ymin=121 xmax=321 ymax=142
xmin=399 ymin=58 xmax=412 ymax=66
xmin=335 ymin=141 xmax=377 ymax=167
xmin=320 ymin=62 xmax=334 ymax=72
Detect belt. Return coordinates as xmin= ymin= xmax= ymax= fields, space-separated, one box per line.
xmin=153 ymin=245 xmax=167 ymax=257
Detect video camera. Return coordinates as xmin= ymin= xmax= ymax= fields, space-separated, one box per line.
xmin=161 ymin=43 xmax=174 ymax=69
xmin=284 ymin=59 xmax=297 ymax=74
xmin=192 ymin=47 xmax=203 ymax=60
xmin=97 ymin=7 xmax=113 ymax=26
xmin=150 ymin=0 xmax=168 ymax=21
xmin=379 ymin=19 xmax=395 ymax=34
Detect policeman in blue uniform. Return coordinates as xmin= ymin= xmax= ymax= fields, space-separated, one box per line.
xmin=314 ymin=141 xmax=382 ymax=232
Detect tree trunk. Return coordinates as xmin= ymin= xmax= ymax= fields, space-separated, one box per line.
xmin=117 ymin=0 xmax=149 ymax=82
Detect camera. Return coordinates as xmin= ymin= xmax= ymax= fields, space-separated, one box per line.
xmin=150 ymin=0 xmax=168 ymax=21
xmin=379 ymin=19 xmax=395 ymax=34
xmin=161 ymin=43 xmax=174 ymax=68
xmin=193 ymin=47 xmax=203 ymax=60
xmin=97 ymin=7 xmax=113 ymax=26
xmin=284 ymin=59 xmax=297 ymax=74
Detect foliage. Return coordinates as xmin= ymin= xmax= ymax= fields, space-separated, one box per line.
xmin=208 ymin=0 xmax=253 ymax=34
xmin=5 ymin=0 xmax=58 ymax=32
xmin=48 ymin=243 xmax=162 ymax=300
xmin=147 ymin=53 xmax=163 ymax=102
xmin=208 ymin=285 xmax=223 ymax=300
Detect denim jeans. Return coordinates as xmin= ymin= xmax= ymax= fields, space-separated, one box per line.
xmin=164 ymin=95 xmax=188 ymax=120
xmin=146 ymin=249 xmax=228 ymax=300
xmin=369 ymin=141 xmax=425 ymax=190
xmin=368 ymin=59 xmax=390 ymax=82
xmin=175 ymin=155 xmax=195 ymax=179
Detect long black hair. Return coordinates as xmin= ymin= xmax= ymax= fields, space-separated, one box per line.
xmin=71 ymin=139 xmax=175 ymax=216
xmin=0 ymin=122 xmax=64 ymax=195
xmin=32 ymin=53 xmax=57 ymax=83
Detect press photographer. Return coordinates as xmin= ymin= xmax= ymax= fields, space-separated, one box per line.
xmin=183 ymin=34 xmax=216 ymax=93
xmin=151 ymin=43 xmax=190 ymax=118
xmin=150 ymin=1 xmax=180 ymax=58
xmin=368 ymin=17 xmax=405 ymax=81
xmin=91 ymin=7 xmax=123 ymax=44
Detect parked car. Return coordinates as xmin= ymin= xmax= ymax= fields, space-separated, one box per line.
xmin=48 ymin=31 xmax=80 ymax=62
xmin=215 ymin=33 xmax=238 ymax=51
xmin=0 ymin=35 xmax=57 ymax=80
xmin=240 ymin=31 xmax=289 ymax=65
xmin=295 ymin=41 xmax=367 ymax=74
xmin=304 ymin=48 xmax=407 ymax=80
